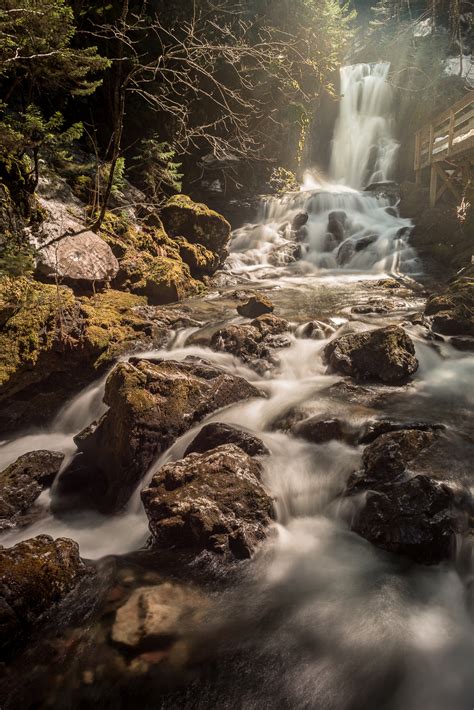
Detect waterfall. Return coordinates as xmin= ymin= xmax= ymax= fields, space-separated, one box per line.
xmin=330 ymin=63 xmax=400 ymax=189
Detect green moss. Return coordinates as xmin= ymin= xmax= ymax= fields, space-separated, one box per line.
xmin=161 ymin=194 xmax=231 ymax=253
xmin=79 ymin=289 xmax=148 ymax=365
xmin=0 ymin=277 xmax=75 ymax=386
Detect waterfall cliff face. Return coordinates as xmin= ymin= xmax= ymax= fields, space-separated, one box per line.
xmin=329 ymin=63 xmax=400 ymax=189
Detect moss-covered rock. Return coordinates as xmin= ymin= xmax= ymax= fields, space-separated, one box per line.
xmin=56 ymin=358 xmax=262 ymax=512
xmin=425 ymin=271 xmax=474 ymax=336
xmin=0 ymin=278 xmax=172 ymax=432
xmin=175 ymin=237 xmax=219 ymax=277
xmin=0 ymin=535 xmax=86 ymax=656
xmin=160 ymin=194 xmax=231 ymax=257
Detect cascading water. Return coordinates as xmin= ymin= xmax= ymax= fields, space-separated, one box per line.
xmin=2 ymin=63 xmax=473 ymax=710
xmin=330 ymin=63 xmax=400 ymax=189
xmin=228 ymin=62 xmax=419 ymax=275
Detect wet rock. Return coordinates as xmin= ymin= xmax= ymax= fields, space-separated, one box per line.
xmin=358 ymin=420 xmax=444 ymax=445
xmin=352 ymin=475 xmax=469 ymax=565
xmin=141 ymin=444 xmax=274 ymax=559
xmin=184 ymin=422 xmax=269 ymax=458
xmin=211 ymin=314 xmax=290 ymax=374
xmin=111 ymin=583 xmax=207 ymax=650
xmin=374 ymin=278 xmax=401 ymax=289
xmin=237 ymin=293 xmax=274 ymax=318
xmin=57 ymin=358 xmax=261 ymax=513
xmin=451 ymin=336 xmax=474 ymax=351
xmin=327 ymin=211 xmax=348 ymax=243
xmin=292 ymin=417 xmax=348 ymax=444
xmin=425 ymin=274 xmax=474 ymax=336
xmin=385 ymin=206 xmax=398 ymax=217
xmin=347 ymin=428 xmax=471 ymax=564
xmin=291 ymin=211 xmax=309 ymax=231
xmin=323 ymin=325 xmax=418 ymax=384
xmin=268 ymin=242 xmax=302 ymax=266
xmin=351 ymin=304 xmax=388 ymax=315
xmin=361 ymin=429 xmax=435 ymax=481
xmin=336 ymin=239 xmax=355 ymax=266
xmin=36 ymin=231 xmax=119 ymax=290
xmin=354 ymin=235 xmax=378 ymax=252
xmin=160 ymin=194 xmax=231 ymax=258
xmin=0 ymin=535 xmax=85 ymax=654
xmin=0 ymin=450 xmax=64 ymax=528
xmin=296 ymin=320 xmax=335 ymax=340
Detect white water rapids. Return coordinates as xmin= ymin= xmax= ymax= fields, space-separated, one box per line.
xmin=1 ymin=63 xmax=473 ymax=708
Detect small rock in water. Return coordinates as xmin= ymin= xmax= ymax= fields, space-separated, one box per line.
xmin=292 ymin=417 xmax=350 ymax=444
xmin=327 ymin=210 xmax=348 ymax=243
xmin=291 ymin=211 xmax=309 ymax=231
xmin=141 ymin=444 xmax=274 ymax=559
xmin=296 ymin=320 xmax=334 ymax=340
xmin=0 ymin=450 xmax=64 ymax=528
xmin=112 ymin=583 xmax=207 ymax=650
xmin=268 ymin=242 xmax=302 ymax=266
xmin=354 ymin=235 xmax=378 ymax=252
xmin=323 ymin=325 xmax=418 ymax=384
xmin=237 ymin=293 xmax=274 ymax=318
xmin=185 ymin=422 xmax=269 ymax=458
xmin=336 ymin=239 xmax=355 ymax=266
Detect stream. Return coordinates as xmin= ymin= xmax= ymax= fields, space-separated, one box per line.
xmin=2 ymin=63 xmax=474 ymax=709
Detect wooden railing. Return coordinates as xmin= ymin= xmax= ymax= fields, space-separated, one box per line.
xmin=414 ymin=91 xmax=474 ymax=172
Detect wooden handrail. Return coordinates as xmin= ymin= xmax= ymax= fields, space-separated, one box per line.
xmin=414 ymin=91 xmax=474 ymax=171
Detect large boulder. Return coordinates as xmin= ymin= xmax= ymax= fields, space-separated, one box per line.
xmin=0 ymin=450 xmax=64 ymax=529
xmin=352 ymin=475 xmax=469 ymax=565
xmin=0 ymin=535 xmax=85 ymax=655
xmin=35 ymin=231 xmax=119 ymax=289
xmin=323 ymin=325 xmax=418 ymax=384
xmin=184 ymin=422 xmax=269 ymax=458
xmin=327 ymin=210 xmax=348 ymax=243
xmin=141 ymin=444 xmax=274 ymax=559
xmin=160 ymin=195 xmax=231 ymax=258
xmin=346 ymin=429 xmax=471 ymax=564
xmin=57 ymin=358 xmax=261 ymax=512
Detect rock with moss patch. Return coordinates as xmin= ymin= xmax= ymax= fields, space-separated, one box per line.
xmin=0 ymin=450 xmax=64 ymax=529
xmin=56 ymin=358 xmax=262 ymax=512
xmin=0 ymin=535 xmax=86 ymax=655
xmin=323 ymin=325 xmax=418 ymax=384
xmin=425 ymin=273 xmax=474 ymax=336
xmin=142 ymin=444 xmax=274 ymax=559
xmin=161 ymin=195 xmax=231 ymax=258
xmin=0 ymin=279 xmax=172 ymax=433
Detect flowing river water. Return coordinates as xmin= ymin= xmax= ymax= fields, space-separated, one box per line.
xmin=2 ymin=64 xmax=474 ymax=709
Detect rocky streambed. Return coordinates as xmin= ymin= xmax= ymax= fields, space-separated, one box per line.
xmin=1 ymin=248 xmax=474 ymax=708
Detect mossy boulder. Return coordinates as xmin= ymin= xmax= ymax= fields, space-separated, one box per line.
xmin=161 ymin=195 xmax=231 ymax=258
xmin=425 ymin=273 xmax=474 ymax=336
xmin=100 ymin=212 xmax=203 ymax=304
xmin=0 ymin=535 xmax=86 ymax=656
xmin=323 ymin=325 xmax=419 ymax=385
xmin=0 ymin=278 xmax=170 ymax=432
xmin=55 ymin=358 xmax=262 ymax=512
